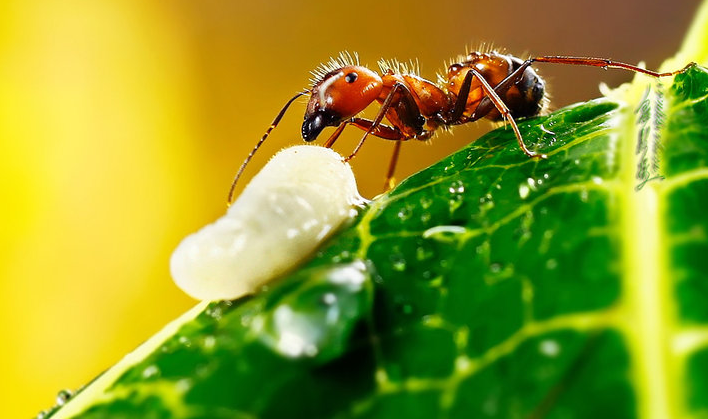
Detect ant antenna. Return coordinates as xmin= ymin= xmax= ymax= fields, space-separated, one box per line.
xmin=227 ymin=91 xmax=306 ymax=205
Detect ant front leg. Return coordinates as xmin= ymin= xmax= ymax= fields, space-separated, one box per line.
xmin=345 ymin=82 xmax=419 ymax=161
xmin=347 ymin=117 xmax=407 ymax=191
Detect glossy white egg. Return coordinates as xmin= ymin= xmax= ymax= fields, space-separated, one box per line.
xmin=170 ymin=146 xmax=364 ymax=301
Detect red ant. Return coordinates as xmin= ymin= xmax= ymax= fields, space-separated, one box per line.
xmin=228 ymin=50 xmax=694 ymax=203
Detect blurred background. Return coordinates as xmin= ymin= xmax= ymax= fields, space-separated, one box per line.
xmin=0 ymin=0 xmax=702 ymax=417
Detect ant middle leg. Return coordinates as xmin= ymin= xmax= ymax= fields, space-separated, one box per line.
xmin=347 ymin=117 xmax=407 ymax=191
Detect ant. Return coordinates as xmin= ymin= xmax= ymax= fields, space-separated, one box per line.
xmin=228 ymin=49 xmax=694 ymax=204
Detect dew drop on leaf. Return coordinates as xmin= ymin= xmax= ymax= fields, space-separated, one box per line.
xmin=142 ymin=365 xmax=160 ymax=379
xmin=539 ymin=339 xmax=561 ymax=357
xmin=56 ymin=389 xmax=73 ymax=406
xmin=518 ymin=184 xmax=530 ymax=200
xmin=419 ymin=195 xmax=434 ymax=209
xmin=391 ymin=255 xmax=407 ymax=272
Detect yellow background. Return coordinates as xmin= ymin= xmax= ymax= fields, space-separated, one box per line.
xmin=0 ymin=0 xmax=700 ymax=417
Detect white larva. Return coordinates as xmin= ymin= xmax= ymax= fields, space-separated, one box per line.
xmin=170 ymin=145 xmax=365 ymax=301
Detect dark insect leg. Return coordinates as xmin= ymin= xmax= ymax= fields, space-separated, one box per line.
xmin=467 ymin=67 xmax=546 ymax=159
xmin=348 ymin=117 xmax=404 ymax=140
xmin=344 ymin=117 xmax=409 ymax=191
xmin=384 ymin=140 xmax=403 ymax=191
xmin=323 ymin=121 xmax=349 ymax=148
xmin=449 ymin=67 xmax=477 ymax=122
xmin=474 ymin=56 xmax=695 ymax=117
xmin=532 ymin=55 xmax=695 ymax=77
xmin=345 ymin=82 xmax=422 ymax=161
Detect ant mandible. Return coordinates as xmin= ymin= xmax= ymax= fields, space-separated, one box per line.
xmin=228 ymin=49 xmax=694 ymax=204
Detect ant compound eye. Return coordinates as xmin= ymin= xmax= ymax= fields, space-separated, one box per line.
xmin=345 ymin=72 xmax=358 ymax=83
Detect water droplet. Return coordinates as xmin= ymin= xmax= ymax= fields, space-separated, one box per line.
xmin=56 ymin=389 xmax=73 ymax=406
xmin=579 ymin=189 xmax=589 ymax=202
xmin=448 ymin=193 xmax=464 ymax=212
xmin=396 ymin=205 xmax=412 ymax=221
xmin=591 ymin=176 xmax=603 ymax=185
xmin=322 ymin=292 xmax=337 ymax=305
xmin=206 ymin=304 xmax=223 ymax=320
xmin=178 ymin=336 xmax=192 ymax=347
xmin=419 ymin=196 xmax=434 ymax=209
xmin=545 ymin=258 xmax=558 ymax=270
xmin=479 ymin=193 xmax=495 ymax=211
xmin=142 ymin=365 xmax=160 ymax=379
xmin=203 ymin=335 xmax=216 ymax=350
xmin=390 ymin=255 xmax=407 ymax=272
xmin=448 ymin=180 xmax=465 ymax=194
xmin=420 ymin=211 xmax=432 ymax=223
xmin=416 ymin=246 xmax=434 ymax=261
xmin=539 ymin=339 xmax=560 ymax=357
xmin=518 ymin=184 xmax=530 ymax=199
xmin=489 ymin=263 xmax=502 ymax=273
xmin=36 ymin=410 xmax=49 ymax=419
xmin=258 ymin=261 xmax=369 ymax=362
xmin=176 ymin=378 xmax=192 ymax=393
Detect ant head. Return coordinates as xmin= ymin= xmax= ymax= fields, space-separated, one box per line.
xmin=302 ymin=65 xmax=383 ymax=142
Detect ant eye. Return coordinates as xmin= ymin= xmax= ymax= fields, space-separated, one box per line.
xmin=345 ymin=72 xmax=358 ymax=83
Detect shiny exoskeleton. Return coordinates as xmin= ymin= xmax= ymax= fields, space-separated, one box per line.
xmin=228 ymin=50 xmax=694 ymax=203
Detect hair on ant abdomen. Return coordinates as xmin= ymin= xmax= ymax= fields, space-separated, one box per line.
xmin=228 ymin=49 xmax=694 ymax=204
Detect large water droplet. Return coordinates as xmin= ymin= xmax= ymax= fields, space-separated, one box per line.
xmin=256 ymin=261 xmax=371 ymax=363
xmin=518 ymin=184 xmax=530 ymax=199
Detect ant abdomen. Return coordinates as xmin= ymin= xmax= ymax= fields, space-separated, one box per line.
xmin=447 ymin=52 xmax=546 ymax=121
xmin=506 ymin=56 xmax=546 ymax=119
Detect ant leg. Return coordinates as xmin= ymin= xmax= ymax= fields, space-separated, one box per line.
xmin=347 ymin=118 xmax=407 ymax=191
xmin=348 ymin=118 xmax=404 ymax=140
xmin=467 ymin=68 xmax=546 ymax=159
xmin=531 ymin=56 xmax=695 ymax=77
xmin=323 ymin=121 xmax=349 ymax=148
xmin=384 ymin=140 xmax=403 ymax=191
xmin=449 ymin=67 xmax=476 ymax=122
xmin=346 ymin=82 xmax=415 ymax=161
xmin=474 ymin=57 xmax=695 ymax=117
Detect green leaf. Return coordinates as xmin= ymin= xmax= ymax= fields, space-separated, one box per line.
xmin=49 ymin=6 xmax=708 ymax=419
